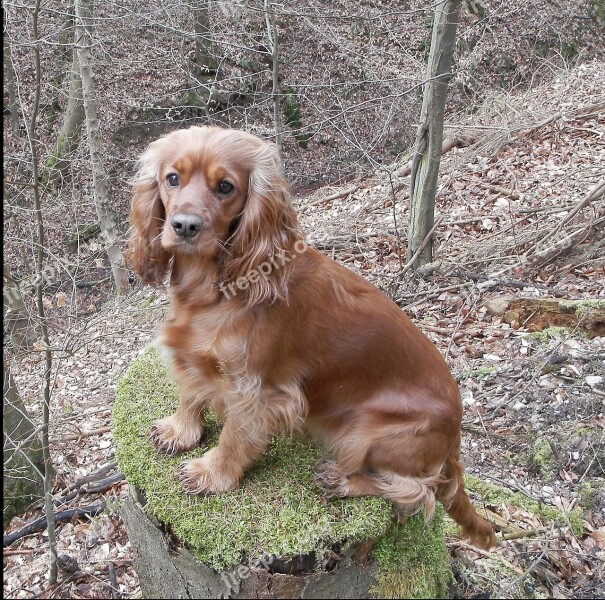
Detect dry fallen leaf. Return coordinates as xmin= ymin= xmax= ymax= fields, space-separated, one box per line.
xmin=591 ymin=528 xmax=605 ymax=549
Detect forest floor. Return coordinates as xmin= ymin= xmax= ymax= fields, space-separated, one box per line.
xmin=4 ymin=56 xmax=605 ymax=600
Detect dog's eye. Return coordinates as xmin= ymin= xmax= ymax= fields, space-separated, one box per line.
xmin=218 ymin=181 xmax=234 ymax=194
xmin=166 ymin=173 xmax=179 ymax=187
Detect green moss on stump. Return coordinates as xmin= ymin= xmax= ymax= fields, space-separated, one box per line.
xmin=114 ymin=348 xmax=453 ymax=597
xmin=372 ymin=509 xmax=453 ymax=599
xmin=114 ymin=348 xmax=394 ymax=571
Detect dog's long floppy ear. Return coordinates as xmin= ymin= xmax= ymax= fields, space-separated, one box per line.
xmin=222 ymin=141 xmax=303 ymax=305
xmin=125 ymin=143 xmax=171 ymax=285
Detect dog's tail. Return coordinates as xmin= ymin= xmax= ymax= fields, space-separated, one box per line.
xmin=437 ymin=447 xmax=497 ymax=549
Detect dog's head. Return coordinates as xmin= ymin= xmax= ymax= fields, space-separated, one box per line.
xmin=126 ymin=126 xmax=302 ymax=303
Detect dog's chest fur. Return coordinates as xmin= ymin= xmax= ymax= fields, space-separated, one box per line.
xmin=161 ymin=297 xmax=252 ymax=382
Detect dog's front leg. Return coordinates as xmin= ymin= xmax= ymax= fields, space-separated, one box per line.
xmin=177 ymin=414 xmax=270 ymax=495
xmin=149 ymin=362 xmax=218 ymax=455
xmin=149 ymin=391 xmax=208 ymax=456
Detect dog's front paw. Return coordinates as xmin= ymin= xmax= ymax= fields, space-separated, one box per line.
xmin=314 ymin=459 xmax=350 ymax=498
xmin=177 ymin=449 xmax=240 ymax=495
xmin=149 ymin=415 xmax=205 ymax=456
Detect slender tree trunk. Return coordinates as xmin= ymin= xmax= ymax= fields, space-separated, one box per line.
xmin=264 ymin=0 xmax=282 ymax=159
xmin=75 ymin=0 xmax=129 ymax=295
xmin=3 ymin=5 xmax=20 ymax=136
xmin=407 ymin=0 xmax=461 ymax=269
xmin=193 ymin=1 xmax=215 ymax=80
xmin=3 ymin=351 xmax=44 ymax=527
xmin=28 ymin=0 xmax=58 ymax=583
xmin=42 ymin=10 xmax=85 ymax=190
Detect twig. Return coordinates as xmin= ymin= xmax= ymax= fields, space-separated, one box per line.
xmin=3 ymin=548 xmax=41 ymax=556
xmin=55 ymin=472 xmax=125 ymax=507
xmin=441 ymin=216 xmax=490 ymax=226
xmin=571 ymin=101 xmax=605 ymax=118
xmin=501 ymin=527 xmax=549 ymax=541
xmin=304 ymin=184 xmax=360 ymax=208
xmin=418 ymin=324 xmax=454 ymax=335
xmin=578 ymin=434 xmax=604 ymax=483
xmin=496 ymin=527 xmax=553 ymax=597
xmin=62 ymin=461 xmax=117 ymax=493
xmin=490 ymin=216 xmax=604 ymax=279
xmin=108 ymin=562 xmax=120 ymax=599
xmin=460 ymin=177 xmax=519 ymax=198
xmin=453 ymin=268 xmax=562 ymax=294
xmin=528 ymin=179 xmax=604 ymax=250
xmin=481 ymin=473 xmax=539 ymax=502
xmin=395 ymin=283 xmax=470 ymax=307
xmin=450 ymin=541 xmax=524 ymax=573
xmin=3 ymin=502 xmax=106 ymax=547
xmin=81 ymin=472 xmax=124 ymax=494
xmin=516 ymin=204 xmax=568 ymax=214
xmin=53 ymin=426 xmax=111 ymax=443
xmin=75 ymin=277 xmax=110 ymax=289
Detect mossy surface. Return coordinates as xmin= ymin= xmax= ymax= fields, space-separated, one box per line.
xmin=465 ymin=475 xmax=584 ymax=536
xmin=530 ymin=326 xmax=569 ymax=343
xmin=282 ymin=87 xmax=311 ymax=148
xmin=113 ymin=348 xmax=394 ymax=571
xmin=372 ymin=508 xmax=453 ymax=599
xmin=3 ymin=452 xmax=44 ymax=527
xmin=531 ymin=437 xmax=555 ymax=481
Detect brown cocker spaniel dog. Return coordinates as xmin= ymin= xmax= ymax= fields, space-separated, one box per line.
xmin=127 ymin=126 xmax=496 ymax=549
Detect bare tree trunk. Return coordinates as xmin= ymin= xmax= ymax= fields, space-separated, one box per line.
xmin=193 ymin=1 xmax=215 ymax=80
xmin=27 ymin=0 xmax=58 ymax=583
xmin=3 ymin=351 xmax=44 ymax=527
xmin=75 ymin=0 xmax=129 ymax=295
xmin=3 ymin=5 xmax=20 ymax=136
xmin=42 ymin=11 xmax=85 ymax=190
xmin=407 ymin=0 xmax=461 ymax=269
xmin=264 ymin=0 xmax=282 ymax=160
xmin=3 ymin=261 xmax=40 ymax=351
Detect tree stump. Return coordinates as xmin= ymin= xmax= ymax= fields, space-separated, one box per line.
xmin=113 ymin=349 xmax=453 ymax=599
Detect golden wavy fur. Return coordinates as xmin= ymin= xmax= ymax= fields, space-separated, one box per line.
xmin=127 ymin=125 xmax=496 ymax=549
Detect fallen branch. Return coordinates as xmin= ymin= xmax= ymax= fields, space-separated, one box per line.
xmin=3 ymin=548 xmax=41 ymax=556
xmin=501 ymin=527 xmax=549 ymax=541
xmin=81 ymin=471 xmax=124 ymax=494
xmin=394 ymin=135 xmax=475 ymax=178
xmin=66 ymin=461 xmax=117 ymax=491
xmin=304 ymin=184 xmax=360 ymax=208
xmin=75 ymin=277 xmax=110 ymax=289
xmin=3 ymin=501 xmax=106 ymax=547
xmin=496 ymin=530 xmax=552 ymax=598
xmin=417 ymin=324 xmax=454 ymax=335
xmin=54 ymin=426 xmax=111 ymax=443
xmin=55 ymin=472 xmax=125 ymax=507
xmin=526 ymin=179 xmax=604 ymax=250
xmin=571 ymin=100 xmax=605 ymax=119
xmin=108 ymin=562 xmax=120 ymax=599
xmin=460 ymin=177 xmax=519 ymax=198
xmin=453 ymin=269 xmax=562 ymax=295
xmin=490 ymin=216 xmax=604 ymax=279
xmin=395 ymin=103 xmax=604 ymax=184
xmin=450 ymin=541 xmax=524 ymax=573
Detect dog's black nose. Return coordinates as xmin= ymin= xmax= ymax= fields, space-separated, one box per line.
xmin=171 ymin=214 xmax=203 ymax=239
